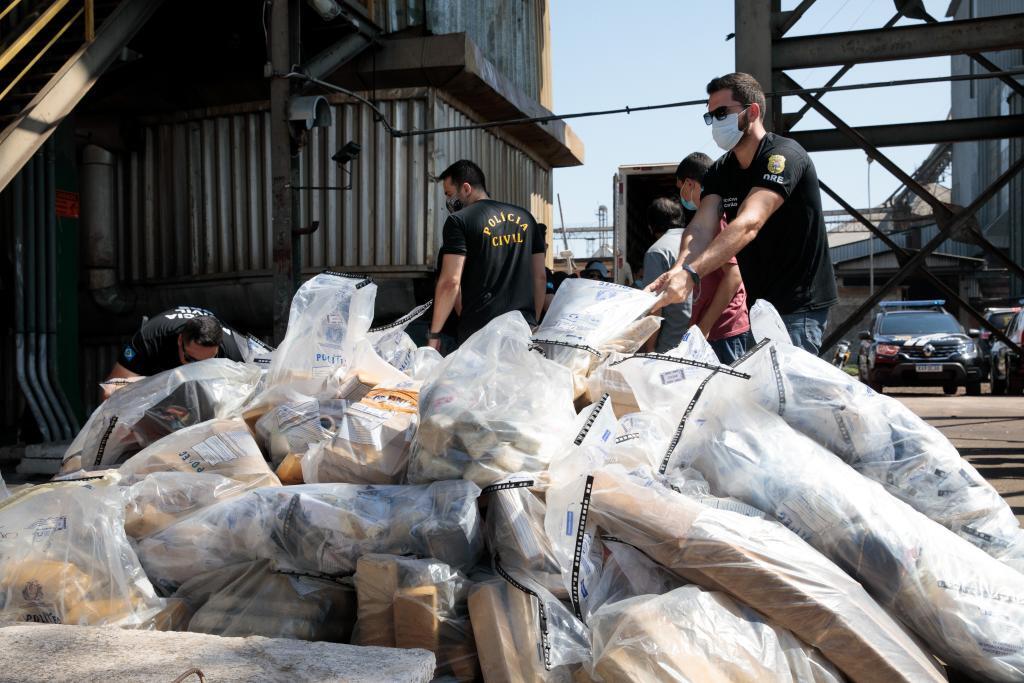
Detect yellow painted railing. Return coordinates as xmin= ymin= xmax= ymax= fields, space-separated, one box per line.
xmin=0 ymin=0 xmax=94 ymax=105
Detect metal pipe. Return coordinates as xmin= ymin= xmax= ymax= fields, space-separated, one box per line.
xmin=83 ymin=144 xmax=135 ymax=313
xmin=45 ymin=139 xmax=78 ymax=436
xmin=35 ymin=140 xmax=71 ymax=440
xmin=13 ymin=160 xmax=52 ymax=441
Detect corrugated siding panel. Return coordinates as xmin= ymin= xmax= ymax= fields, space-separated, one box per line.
xmin=120 ymin=91 xmax=551 ymax=278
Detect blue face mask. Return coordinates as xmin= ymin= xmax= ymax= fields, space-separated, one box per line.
xmin=679 ymin=183 xmax=700 ymax=211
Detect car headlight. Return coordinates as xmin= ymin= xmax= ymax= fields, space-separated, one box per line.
xmin=959 ymin=341 xmax=978 ymax=357
xmin=876 ymin=344 xmax=901 ymax=357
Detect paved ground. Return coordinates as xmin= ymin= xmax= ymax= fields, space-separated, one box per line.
xmin=886 ymin=385 xmax=1024 ymax=524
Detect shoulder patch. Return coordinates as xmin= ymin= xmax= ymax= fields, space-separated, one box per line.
xmin=767 ymin=154 xmax=786 ymax=174
xmin=122 ymin=346 xmax=136 ymax=361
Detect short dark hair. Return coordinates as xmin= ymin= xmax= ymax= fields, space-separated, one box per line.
xmin=439 ymin=160 xmax=487 ymax=193
xmin=706 ymin=72 xmax=766 ymax=120
xmin=675 ymin=152 xmax=714 ymax=183
xmin=647 ymin=197 xmax=684 ymax=234
xmin=182 ymin=316 xmax=223 ymax=347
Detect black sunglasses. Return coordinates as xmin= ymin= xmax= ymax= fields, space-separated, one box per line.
xmin=703 ymin=104 xmax=750 ymax=126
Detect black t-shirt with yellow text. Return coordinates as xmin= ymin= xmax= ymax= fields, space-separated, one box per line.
xmin=440 ymin=199 xmax=546 ymax=340
xmin=702 ymin=133 xmax=838 ymax=314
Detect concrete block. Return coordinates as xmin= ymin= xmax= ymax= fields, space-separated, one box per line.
xmin=0 ymin=624 xmax=436 ymax=683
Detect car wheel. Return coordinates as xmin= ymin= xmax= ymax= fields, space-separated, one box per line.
xmin=943 ymin=384 xmax=958 ymax=395
xmin=991 ymin=367 xmax=1006 ymax=394
xmin=966 ymin=382 xmax=981 ymax=396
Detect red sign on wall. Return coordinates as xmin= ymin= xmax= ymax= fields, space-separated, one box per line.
xmin=55 ymin=190 xmax=79 ymax=219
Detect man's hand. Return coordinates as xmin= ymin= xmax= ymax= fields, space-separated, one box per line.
xmin=426 ymin=337 xmax=441 ymax=352
xmin=645 ymin=266 xmax=693 ymax=313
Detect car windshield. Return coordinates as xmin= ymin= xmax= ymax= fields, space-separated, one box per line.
xmin=879 ymin=312 xmax=961 ymax=336
xmin=988 ymin=311 xmax=1016 ymax=332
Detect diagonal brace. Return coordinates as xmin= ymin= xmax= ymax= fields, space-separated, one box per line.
xmin=819 ymin=180 xmax=1023 ymax=357
xmin=819 ymin=154 xmax=1024 ymax=353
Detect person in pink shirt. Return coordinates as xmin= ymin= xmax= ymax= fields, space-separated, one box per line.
xmin=676 ymin=152 xmax=752 ymax=364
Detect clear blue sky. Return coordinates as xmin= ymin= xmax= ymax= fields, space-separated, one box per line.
xmin=550 ymin=0 xmax=952 ymax=228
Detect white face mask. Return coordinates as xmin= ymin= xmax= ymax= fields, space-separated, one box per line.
xmin=711 ymin=111 xmax=745 ymax=151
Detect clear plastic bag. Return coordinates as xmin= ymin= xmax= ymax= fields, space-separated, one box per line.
xmin=136 ymin=479 xmax=483 ymax=593
xmin=367 ymin=300 xmax=432 ymax=375
xmin=743 ymin=301 xmax=1024 ymax=569
xmin=0 ymin=480 xmax=165 ymax=626
xmin=580 ymin=465 xmax=946 ymax=683
xmin=124 ymin=472 xmax=258 ymax=539
xmin=469 ymin=575 xmax=591 ymax=683
xmin=173 ymin=559 xmax=356 ymax=643
xmin=584 ymin=538 xmax=683 ymax=617
xmin=532 ymin=280 xmax=658 ymax=398
xmin=409 ymin=312 xmax=576 ymax=487
xmin=265 ymin=272 xmax=377 ymax=390
xmin=61 ymin=360 xmax=262 ymax=473
xmin=679 ymin=395 xmax=1024 ymax=682
xmin=589 ymin=585 xmax=844 ymax=683
xmin=480 ymin=476 xmax=565 ymax=598
xmin=255 ymin=396 xmax=354 ymax=468
xmin=353 ymin=554 xmax=479 ymax=681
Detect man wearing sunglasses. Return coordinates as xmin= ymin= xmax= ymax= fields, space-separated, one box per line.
xmin=647 ymin=72 xmax=837 ymax=355
xmin=102 ymin=306 xmax=245 ymax=399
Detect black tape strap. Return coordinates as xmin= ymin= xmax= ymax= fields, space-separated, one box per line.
xmin=659 ymin=368 xmax=734 ymax=474
xmin=569 ymin=475 xmax=594 ymax=622
xmin=480 ymin=479 xmax=535 ymax=495
xmin=529 ymin=338 xmax=602 ymax=357
xmin=321 ymin=270 xmax=373 ymax=288
xmin=573 ymin=394 xmax=610 ymax=446
xmin=614 ymin=433 xmax=640 ymax=444
xmin=276 ymin=568 xmax=348 ymax=585
xmin=495 ymin=557 xmax=553 ymax=671
xmin=93 ymin=415 xmax=119 ymax=467
xmin=610 ymin=353 xmax=751 ymax=379
xmin=246 ymin=334 xmax=275 ymax=353
xmin=729 ymin=337 xmax=771 ymax=369
xmin=368 ymin=300 xmax=433 ymax=333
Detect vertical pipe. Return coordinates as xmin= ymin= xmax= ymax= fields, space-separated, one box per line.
xmin=45 ymin=139 xmax=78 ymax=437
xmin=35 ymin=149 xmax=68 ymax=438
xmin=13 ymin=163 xmax=52 ymax=441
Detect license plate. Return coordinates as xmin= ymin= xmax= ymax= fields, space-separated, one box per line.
xmin=915 ymin=364 xmax=943 ymax=373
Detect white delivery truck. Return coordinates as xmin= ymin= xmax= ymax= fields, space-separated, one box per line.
xmin=612 ymin=162 xmax=680 ymax=285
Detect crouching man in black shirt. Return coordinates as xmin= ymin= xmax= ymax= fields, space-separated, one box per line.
xmin=427 ymin=160 xmax=547 ymax=351
xmin=647 ymin=72 xmax=838 ymax=355
xmin=102 ymin=306 xmax=245 ymax=399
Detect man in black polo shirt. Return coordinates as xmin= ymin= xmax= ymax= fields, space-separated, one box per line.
xmin=103 ymin=306 xmax=245 ymax=398
xmin=647 ymin=72 xmax=838 ymax=354
xmin=427 ymin=160 xmax=546 ymax=350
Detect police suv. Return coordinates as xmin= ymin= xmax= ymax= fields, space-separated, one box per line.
xmin=856 ymin=300 xmax=985 ymax=395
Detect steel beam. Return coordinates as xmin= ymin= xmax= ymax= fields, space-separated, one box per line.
xmin=820 ymin=155 xmax=1024 ymax=353
xmin=819 ymin=180 xmax=1023 ymax=356
xmin=734 ymin=0 xmax=774 ymax=129
xmin=773 ymin=0 xmax=817 ymax=38
xmin=773 ymin=13 xmax=1024 ymax=69
xmin=789 ymin=115 xmax=1024 ymax=152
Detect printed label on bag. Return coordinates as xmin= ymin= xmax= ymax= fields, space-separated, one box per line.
xmin=660 ymin=368 xmax=686 ymax=385
xmin=192 ymin=429 xmax=250 ymax=466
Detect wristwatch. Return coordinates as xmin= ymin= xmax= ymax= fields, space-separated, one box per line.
xmin=426 ymin=331 xmax=443 ymax=340
xmin=682 ymin=264 xmax=701 ymax=287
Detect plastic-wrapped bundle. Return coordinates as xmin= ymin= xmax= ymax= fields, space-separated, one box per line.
xmin=409 ymin=312 xmax=576 ymax=487
xmin=353 ymin=554 xmax=479 ymax=681
xmin=118 ymin=419 xmax=278 ymax=487
xmin=124 ymin=472 xmax=258 ymax=539
xmin=743 ymin=302 xmax=1024 ymax=569
xmin=61 ymin=360 xmax=262 ymax=473
xmin=255 ymin=395 xmax=354 ymax=468
xmin=469 ymin=575 xmax=591 ymax=683
xmin=579 ymin=466 xmax=946 ymax=683
xmin=136 ymin=479 xmax=483 ymax=593
xmin=585 ymin=353 xmax=640 ymax=416
xmin=367 ymin=300 xmax=432 ymax=375
xmin=584 ymin=538 xmax=684 ymax=617
xmin=481 ymin=476 xmax=565 ymax=598
xmin=0 ymin=481 xmax=165 ymax=626
xmin=532 ymin=280 xmax=657 ymax=398
xmin=265 ymin=271 xmax=377 ymax=389
xmin=679 ymin=399 xmax=1024 ymax=682
xmin=589 ymin=585 xmax=844 ymax=683
xmin=173 ymin=559 xmax=355 ymax=642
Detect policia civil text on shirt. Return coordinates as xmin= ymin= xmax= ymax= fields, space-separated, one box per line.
xmin=647 ymin=72 xmax=837 ymax=355
xmin=102 ymin=306 xmax=245 ymax=399
xmin=428 ymin=160 xmax=547 ymax=351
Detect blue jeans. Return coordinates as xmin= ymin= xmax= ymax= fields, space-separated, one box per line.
xmin=710 ymin=330 xmax=755 ymax=365
xmin=780 ymin=308 xmax=830 ymax=356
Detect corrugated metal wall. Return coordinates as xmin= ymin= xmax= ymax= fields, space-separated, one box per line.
xmin=117 ymin=89 xmax=551 ymax=283
xmin=367 ymin=0 xmax=544 ymax=104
